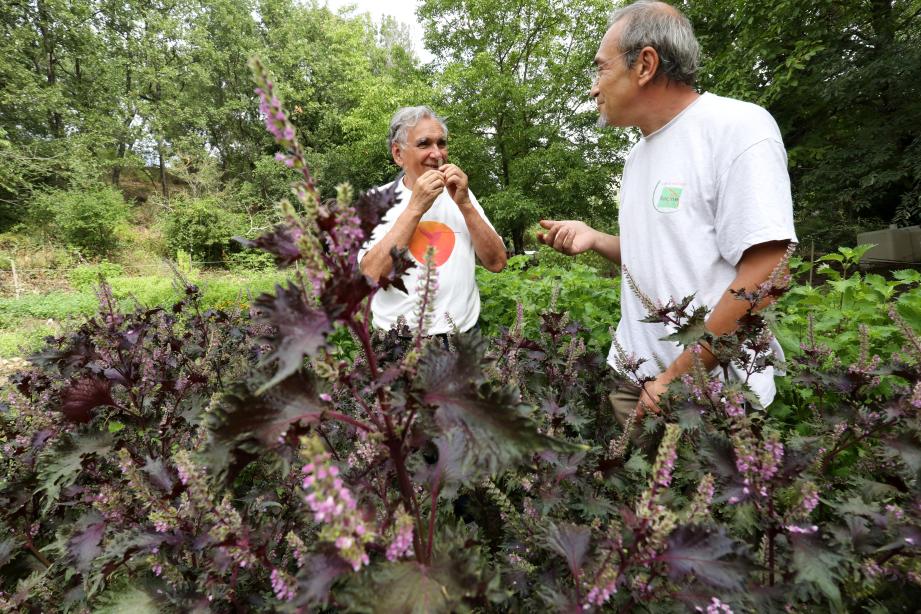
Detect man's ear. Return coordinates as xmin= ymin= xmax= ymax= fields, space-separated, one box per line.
xmin=391 ymin=142 xmax=404 ymax=167
xmin=635 ymin=46 xmax=660 ymax=86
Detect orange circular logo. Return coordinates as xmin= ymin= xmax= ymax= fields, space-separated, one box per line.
xmin=409 ymin=221 xmax=455 ymax=267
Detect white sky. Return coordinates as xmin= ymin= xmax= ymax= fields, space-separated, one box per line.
xmin=322 ymin=0 xmax=434 ymax=63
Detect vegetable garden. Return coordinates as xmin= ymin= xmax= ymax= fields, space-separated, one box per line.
xmin=2 ymin=62 xmax=921 ymax=613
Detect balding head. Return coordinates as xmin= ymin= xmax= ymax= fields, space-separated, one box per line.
xmin=607 ymin=0 xmax=699 ymax=86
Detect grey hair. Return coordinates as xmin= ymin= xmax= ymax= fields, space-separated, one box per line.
xmin=608 ymin=1 xmax=699 ymax=86
xmin=387 ymin=106 xmax=448 ymax=150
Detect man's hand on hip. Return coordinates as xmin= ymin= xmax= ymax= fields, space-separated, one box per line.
xmin=537 ymin=220 xmax=597 ymax=255
xmin=439 ymin=163 xmax=470 ymax=207
xmin=408 ymin=170 xmax=445 ymax=215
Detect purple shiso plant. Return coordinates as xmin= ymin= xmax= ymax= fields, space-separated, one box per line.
xmin=1 ymin=57 xmax=921 ymax=612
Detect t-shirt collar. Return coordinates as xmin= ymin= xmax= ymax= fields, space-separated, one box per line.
xmin=641 ymin=92 xmax=709 ymax=141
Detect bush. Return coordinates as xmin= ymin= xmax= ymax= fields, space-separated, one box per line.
xmin=163 ymin=196 xmax=244 ymax=262
xmin=30 ymin=187 xmax=129 ymax=256
xmin=225 ymin=249 xmax=276 ymax=273
xmin=67 ymin=261 xmax=124 ymax=291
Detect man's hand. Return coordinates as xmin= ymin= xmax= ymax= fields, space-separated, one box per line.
xmin=408 ymin=170 xmax=445 ymax=215
xmin=634 ymin=375 xmax=669 ymax=419
xmin=537 ymin=220 xmax=597 ymax=255
xmin=439 ymin=163 xmax=470 ymax=206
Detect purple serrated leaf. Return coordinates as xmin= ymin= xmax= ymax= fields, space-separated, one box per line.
xmin=253 ymin=282 xmax=331 ymax=391
xmin=68 ymin=511 xmax=106 ymax=572
xmin=236 ymin=223 xmax=304 ymax=266
xmin=354 ymin=182 xmax=399 ymax=239
xmin=660 ymin=525 xmax=750 ymax=591
xmin=546 ymin=522 xmax=591 ymax=578
xmin=60 ymin=377 xmax=115 ymax=423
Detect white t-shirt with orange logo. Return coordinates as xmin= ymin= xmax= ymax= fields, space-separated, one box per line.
xmin=609 ymin=92 xmax=798 ymax=407
xmin=358 ymin=179 xmax=497 ymax=335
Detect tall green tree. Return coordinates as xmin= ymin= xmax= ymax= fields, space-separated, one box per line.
xmin=419 ymin=0 xmax=628 ymax=253
xmin=683 ymin=0 xmax=921 ymax=249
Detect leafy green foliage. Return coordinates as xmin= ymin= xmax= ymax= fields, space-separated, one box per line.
xmin=30 ymin=187 xmax=129 ymax=256
xmin=163 ymin=196 xmax=245 ymax=261
xmin=4 ymin=61 xmax=921 ymax=614
xmin=686 ymin=0 xmax=921 ymax=248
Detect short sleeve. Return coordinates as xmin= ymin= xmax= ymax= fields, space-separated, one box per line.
xmin=715 ymin=138 xmax=798 ymax=266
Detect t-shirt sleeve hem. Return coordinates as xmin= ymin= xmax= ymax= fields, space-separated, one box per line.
xmin=724 ymin=228 xmax=798 ymax=267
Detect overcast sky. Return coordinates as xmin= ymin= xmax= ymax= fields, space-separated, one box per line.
xmin=322 ymin=0 xmax=434 ymax=63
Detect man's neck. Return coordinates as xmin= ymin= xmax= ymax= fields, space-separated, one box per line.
xmin=401 ymin=174 xmax=415 ymax=190
xmin=636 ymin=84 xmax=701 ymax=136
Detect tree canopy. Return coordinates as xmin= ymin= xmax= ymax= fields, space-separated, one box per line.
xmin=0 ymin=0 xmax=918 ymax=251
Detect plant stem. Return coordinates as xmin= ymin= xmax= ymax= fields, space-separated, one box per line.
xmin=322 ymin=411 xmax=374 ymax=433
xmin=767 ymin=496 xmax=776 ymax=586
xmin=426 ymin=468 xmax=443 ymax=564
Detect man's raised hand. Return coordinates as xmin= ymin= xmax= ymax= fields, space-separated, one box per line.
xmin=537 ymin=220 xmax=597 ymax=255
xmin=439 ymin=163 xmax=470 ymax=207
xmin=408 ymin=169 xmax=445 ymax=215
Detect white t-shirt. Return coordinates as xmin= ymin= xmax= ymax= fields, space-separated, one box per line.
xmin=607 ymin=92 xmax=798 ymax=407
xmin=358 ymin=178 xmax=497 ymax=335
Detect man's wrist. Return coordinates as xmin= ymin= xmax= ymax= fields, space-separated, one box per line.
xmin=405 ymin=199 xmax=428 ymax=218
xmin=588 ymin=228 xmax=603 ymax=253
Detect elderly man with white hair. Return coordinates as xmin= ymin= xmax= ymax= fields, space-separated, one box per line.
xmin=359 ymin=106 xmax=506 ymax=337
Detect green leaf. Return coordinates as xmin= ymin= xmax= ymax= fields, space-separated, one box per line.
xmin=892 ymin=269 xmax=921 ymax=284
xmin=663 ymin=306 xmax=710 ymax=347
xmin=36 ymin=433 xmax=113 ymax=511
xmin=791 ymin=533 xmax=842 ymax=604
xmin=0 ymin=536 xmax=21 ymax=569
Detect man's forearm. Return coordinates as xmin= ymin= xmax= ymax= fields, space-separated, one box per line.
xmin=459 ymin=204 xmax=506 ymax=272
xmin=360 ymin=208 xmax=423 ymax=280
xmin=659 ymin=240 xmax=791 ymax=383
xmin=591 ymin=231 xmax=622 ymax=265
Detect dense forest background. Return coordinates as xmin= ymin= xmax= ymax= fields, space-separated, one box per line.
xmin=1 ymin=0 xmax=919 ymax=266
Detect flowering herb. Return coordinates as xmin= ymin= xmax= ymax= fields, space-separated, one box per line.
xmin=2 ymin=59 xmax=921 ymax=613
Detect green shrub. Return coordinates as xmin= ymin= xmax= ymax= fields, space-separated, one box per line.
xmin=225 ymin=249 xmax=276 ymax=273
xmin=163 ymin=196 xmax=244 ymax=262
xmin=67 ymin=261 xmax=125 ymax=290
xmin=477 ymin=255 xmax=620 ymax=352
xmin=30 ymin=187 xmax=129 ymax=256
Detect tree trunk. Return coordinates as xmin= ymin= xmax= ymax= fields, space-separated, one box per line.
xmin=158 ymin=141 xmax=169 ymax=202
xmin=112 ymin=141 xmax=127 ymax=186
xmin=512 ymin=225 xmax=524 ymax=256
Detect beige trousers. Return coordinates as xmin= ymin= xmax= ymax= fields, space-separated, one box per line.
xmin=608 ymin=382 xmax=642 ymax=427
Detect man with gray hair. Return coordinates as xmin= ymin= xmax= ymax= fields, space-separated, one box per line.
xmin=359 ymin=106 xmax=506 ymax=336
xmin=539 ymin=0 xmax=797 ymax=423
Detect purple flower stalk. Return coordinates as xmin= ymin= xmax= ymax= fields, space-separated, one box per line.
xmin=300 ymin=435 xmax=375 ymax=572
xmin=386 ymin=513 xmax=415 ymax=562
xmin=270 ymin=568 xmax=296 ymax=602
xmin=696 ymin=597 xmax=734 ymax=614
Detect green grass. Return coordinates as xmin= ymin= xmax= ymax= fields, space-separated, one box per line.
xmin=0 ymin=270 xmax=290 ymax=358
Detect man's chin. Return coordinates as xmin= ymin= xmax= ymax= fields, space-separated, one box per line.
xmin=596 ymin=114 xmax=609 ymax=129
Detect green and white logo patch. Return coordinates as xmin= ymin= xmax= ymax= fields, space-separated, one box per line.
xmin=652 ymin=181 xmax=684 ymax=213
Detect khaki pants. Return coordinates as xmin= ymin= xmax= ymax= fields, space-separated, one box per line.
xmin=608 ymin=382 xmax=642 ymax=427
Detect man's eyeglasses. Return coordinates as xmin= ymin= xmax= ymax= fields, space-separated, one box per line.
xmin=587 ymin=50 xmax=632 ymax=84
